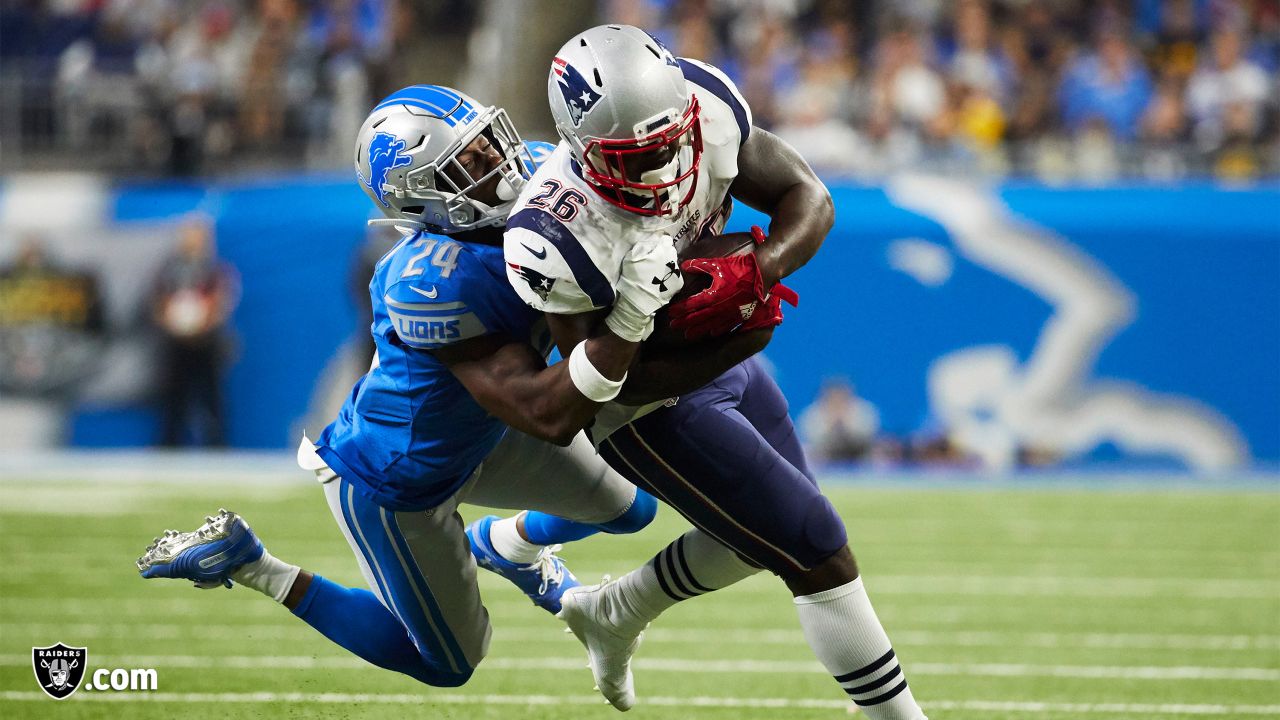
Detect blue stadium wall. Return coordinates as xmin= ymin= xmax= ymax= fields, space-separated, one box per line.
xmin=70 ymin=176 xmax=1280 ymax=467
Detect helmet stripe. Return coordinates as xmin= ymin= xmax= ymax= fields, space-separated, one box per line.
xmin=374 ymin=86 xmax=475 ymax=126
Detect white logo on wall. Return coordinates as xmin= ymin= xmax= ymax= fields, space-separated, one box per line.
xmin=885 ymin=175 xmax=1247 ymax=471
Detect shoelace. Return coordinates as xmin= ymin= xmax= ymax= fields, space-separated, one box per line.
xmin=523 ymin=544 xmax=567 ymax=596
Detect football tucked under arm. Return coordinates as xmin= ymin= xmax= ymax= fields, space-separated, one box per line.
xmin=649 ymin=229 xmax=798 ymax=346
xmin=647 ymin=231 xmax=755 ymax=346
xmin=613 ymin=231 xmax=793 ymax=405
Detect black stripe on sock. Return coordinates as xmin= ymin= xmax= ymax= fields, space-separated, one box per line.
xmin=856 ymin=678 xmax=909 ymax=707
xmin=833 ymin=648 xmax=896 ymax=683
xmin=843 ymin=664 xmax=901 ymax=696
xmin=650 ymin=552 xmax=684 ymax=602
xmin=675 ymin=535 xmax=715 ymax=593
xmin=663 ymin=544 xmax=698 ymax=598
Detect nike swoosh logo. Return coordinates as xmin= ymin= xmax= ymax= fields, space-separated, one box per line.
xmin=410 ymin=286 xmax=439 ymax=299
xmin=522 ymin=243 xmax=548 ymax=260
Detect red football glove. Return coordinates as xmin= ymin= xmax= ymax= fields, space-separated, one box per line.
xmin=668 ymin=225 xmax=803 ymax=339
xmin=667 ymin=253 xmax=764 ymax=339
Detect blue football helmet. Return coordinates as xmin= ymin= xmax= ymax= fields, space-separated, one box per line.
xmin=355 ymin=85 xmax=534 ymax=233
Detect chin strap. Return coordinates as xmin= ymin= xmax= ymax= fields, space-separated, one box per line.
xmin=366 ymin=218 xmax=426 ymax=233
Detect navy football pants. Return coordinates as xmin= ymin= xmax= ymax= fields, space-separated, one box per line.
xmin=600 ymin=357 xmax=848 ymax=576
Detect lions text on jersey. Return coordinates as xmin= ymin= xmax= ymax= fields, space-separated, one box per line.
xmin=317 ymin=143 xmax=556 ymax=512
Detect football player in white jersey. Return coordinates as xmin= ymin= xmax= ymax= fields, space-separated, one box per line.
xmin=503 ymin=26 xmax=927 ymax=718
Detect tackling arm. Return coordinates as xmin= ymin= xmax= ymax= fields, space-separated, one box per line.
xmin=543 ymin=310 xmax=774 ymax=407
xmin=616 ymin=327 xmax=774 ymax=405
xmin=432 ymin=328 xmax=637 ymax=446
xmin=729 ymin=127 xmax=834 ymax=285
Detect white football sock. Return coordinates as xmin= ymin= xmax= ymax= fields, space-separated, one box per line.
xmin=609 ymin=529 xmax=759 ymax=634
xmin=488 ymin=513 xmax=544 ymax=564
xmin=230 ymin=548 xmax=301 ymax=603
xmin=794 ymin=577 xmax=927 ymax=719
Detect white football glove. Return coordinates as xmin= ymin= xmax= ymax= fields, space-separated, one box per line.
xmin=605 ymin=236 xmax=684 ymax=343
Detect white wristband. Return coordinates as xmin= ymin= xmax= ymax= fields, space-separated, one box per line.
xmin=604 ymin=292 xmax=656 ymax=343
xmin=568 ymin=341 xmax=626 ymax=403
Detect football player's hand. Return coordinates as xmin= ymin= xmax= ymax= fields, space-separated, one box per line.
xmin=606 ymin=237 xmax=684 ymax=342
xmin=739 ymin=281 xmax=799 ymax=332
xmin=668 ymin=252 xmax=768 ymax=340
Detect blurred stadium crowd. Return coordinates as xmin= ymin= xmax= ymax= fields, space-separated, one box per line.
xmin=1 ymin=0 xmax=1277 ymax=180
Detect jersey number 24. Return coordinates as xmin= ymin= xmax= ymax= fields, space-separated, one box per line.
xmin=401 ymin=237 xmax=462 ymax=279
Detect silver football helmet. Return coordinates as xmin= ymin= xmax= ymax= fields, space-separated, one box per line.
xmin=355 ymin=85 xmax=534 ymax=233
xmin=548 ymin=25 xmax=702 ymax=217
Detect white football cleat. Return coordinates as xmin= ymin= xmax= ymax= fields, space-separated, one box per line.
xmin=557 ymin=579 xmax=645 ymax=711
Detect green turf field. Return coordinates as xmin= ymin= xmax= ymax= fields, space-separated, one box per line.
xmin=1 ymin=477 xmax=1277 ymax=719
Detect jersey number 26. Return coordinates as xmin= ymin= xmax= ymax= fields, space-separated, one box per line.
xmin=526 ymin=179 xmax=586 ymax=222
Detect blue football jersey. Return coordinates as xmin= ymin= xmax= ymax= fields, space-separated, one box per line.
xmin=317 ymin=142 xmax=555 ymax=511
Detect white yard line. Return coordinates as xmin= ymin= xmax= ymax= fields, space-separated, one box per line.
xmin=1 ymin=654 xmax=1275 ymax=681
xmin=9 ymin=621 xmax=1279 ymax=651
xmin=9 ymin=569 xmax=1280 ymax=600
xmin=1 ymin=690 xmax=1278 ymax=715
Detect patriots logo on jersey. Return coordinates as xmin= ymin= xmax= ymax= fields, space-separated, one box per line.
xmin=360 ymin=131 xmax=414 ymax=207
xmin=552 ymin=57 xmax=603 ymax=127
xmin=509 ymin=262 xmax=557 ymax=302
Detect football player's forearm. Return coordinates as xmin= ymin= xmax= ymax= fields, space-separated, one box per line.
xmin=731 ymin=127 xmax=834 ymax=285
xmin=617 ymin=328 xmax=773 ymax=405
xmin=754 ymin=183 xmax=834 ymax=285
xmin=507 ymin=334 xmax=639 ymax=444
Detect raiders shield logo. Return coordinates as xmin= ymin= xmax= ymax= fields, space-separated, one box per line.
xmin=33 ymin=643 xmax=87 ymax=700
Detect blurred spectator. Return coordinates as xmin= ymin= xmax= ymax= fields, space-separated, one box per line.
xmin=945 ymin=0 xmax=1009 ymax=102
xmin=798 ymin=378 xmax=881 ymax=463
xmin=1186 ymin=27 xmax=1270 ymax=176
xmin=1140 ymin=76 xmax=1192 ymax=179
xmin=773 ymin=16 xmax=868 ymax=174
xmin=1149 ymin=0 xmax=1204 ymax=83
xmin=150 ymin=215 xmax=240 ymax=447
xmin=238 ymin=0 xmax=302 ymax=152
xmin=56 ymin=2 xmax=147 ymax=153
xmin=2 ymin=0 xmax=1278 ymax=181
xmin=1059 ymin=30 xmax=1154 ymax=142
xmin=0 ymin=235 xmax=106 ymax=396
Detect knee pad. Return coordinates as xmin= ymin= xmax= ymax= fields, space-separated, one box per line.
xmin=798 ymin=494 xmax=847 ymax=568
xmin=598 ymin=488 xmax=657 ymax=535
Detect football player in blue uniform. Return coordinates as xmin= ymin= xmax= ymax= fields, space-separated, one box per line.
xmin=133 ymin=85 xmax=752 ymax=689
xmin=501 ymin=27 xmax=928 ymax=718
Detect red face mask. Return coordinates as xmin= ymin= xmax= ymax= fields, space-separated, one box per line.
xmin=580 ymin=97 xmax=703 ymax=217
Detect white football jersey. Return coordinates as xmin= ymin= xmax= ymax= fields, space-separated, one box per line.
xmin=504 ymin=57 xmax=752 ymax=315
xmin=503 ymin=58 xmax=754 ymax=440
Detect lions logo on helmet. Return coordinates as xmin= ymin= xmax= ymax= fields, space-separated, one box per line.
xmin=359 ymin=131 xmax=414 ymax=207
xmin=552 ymin=57 xmax=603 ymax=127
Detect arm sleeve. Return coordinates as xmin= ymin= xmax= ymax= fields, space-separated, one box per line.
xmin=504 ymin=211 xmax=614 ymax=315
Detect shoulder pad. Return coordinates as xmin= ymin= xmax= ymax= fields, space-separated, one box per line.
xmin=504 ymin=217 xmax=610 ymax=315
xmin=679 ymin=58 xmax=752 ymax=147
xmin=382 ymin=251 xmax=492 ymax=348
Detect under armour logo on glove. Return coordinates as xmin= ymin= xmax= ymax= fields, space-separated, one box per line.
xmin=652 ymin=261 xmax=682 ymax=292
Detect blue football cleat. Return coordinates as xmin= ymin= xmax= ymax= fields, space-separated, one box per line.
xmin=466 ymin=514 xmax=580 ymax=614
xmin=136 ymin=509 xmax=264 ymax=589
